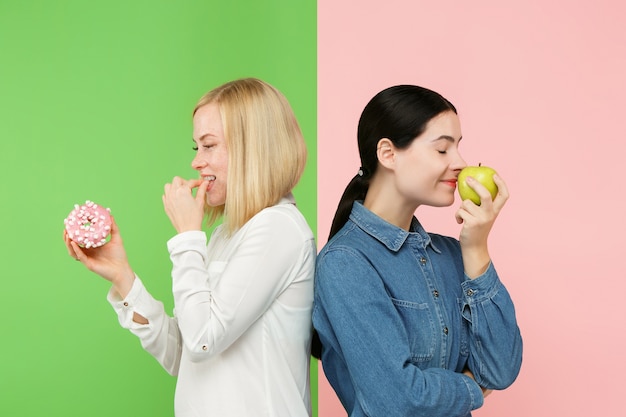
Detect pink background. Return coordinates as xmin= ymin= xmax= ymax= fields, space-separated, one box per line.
xmin=317 ymin=1 xmax=626 ymax=416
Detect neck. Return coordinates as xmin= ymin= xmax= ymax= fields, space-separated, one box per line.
xmin=363 ymin=176 xmax=417 ymax=231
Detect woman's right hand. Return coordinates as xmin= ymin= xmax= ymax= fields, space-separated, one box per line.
xmin=162 ymin=177 xmax=208 ymax=233
xmin=455 ymin=173 xmax=509 ymax=278
xmin=64 ymin=216 xmax=135 ymax=298
xmin=463 ymin=369 xmax=493 ymax=398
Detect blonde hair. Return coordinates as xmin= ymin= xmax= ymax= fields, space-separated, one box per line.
xmin=193 ymin=78 xmax=307 ymax=235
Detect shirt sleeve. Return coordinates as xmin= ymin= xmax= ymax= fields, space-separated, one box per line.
xmin=167 ymin=209 xmax=313 ymax=362
xmin=461 ymin=262 xmax=523 ymax=389
xmin=315 ymin=247 xmax=484 ymax=417
xmin=107 ymin=276 xmax=182 ymax=376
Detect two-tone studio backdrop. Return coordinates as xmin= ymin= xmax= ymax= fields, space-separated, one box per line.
xmin=2 ymin=1 xmax=625 ymax=417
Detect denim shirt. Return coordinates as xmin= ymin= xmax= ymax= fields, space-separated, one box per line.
xmin=313 ymin=202 xmax=522 ymax=417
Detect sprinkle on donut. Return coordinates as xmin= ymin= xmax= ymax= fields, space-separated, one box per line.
xmin=64 ymin=200 xmax=112 ymax=248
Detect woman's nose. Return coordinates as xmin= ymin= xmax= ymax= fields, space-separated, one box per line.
xmin=453 ymin=152 xmax=467 ymax=171
xmin=191 ymin=154 xmax=206 ymax=171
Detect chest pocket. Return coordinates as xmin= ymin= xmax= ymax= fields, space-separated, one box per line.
xmin=391 ymin=298 xmax=436 ymax=363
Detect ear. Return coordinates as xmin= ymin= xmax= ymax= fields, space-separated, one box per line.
xmin=376 ymin=138 xmax=396 ymax=170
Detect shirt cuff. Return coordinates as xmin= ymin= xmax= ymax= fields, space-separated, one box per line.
xmin=107 ymin=275 xmax=164 ymax=329
xmin=166 ymin=230 xmax=207 ymax=256
xmin=461 ymin=374 xmax=485 ymax=411
xmin=461 ymin=261 xmax=500 ymax=302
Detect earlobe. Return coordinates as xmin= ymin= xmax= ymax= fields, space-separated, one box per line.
xmin=376 ymin=138 xmax=395 ymax=169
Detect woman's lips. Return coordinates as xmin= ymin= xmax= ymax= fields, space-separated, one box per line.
xmin=442 ymin=179 xmax=457 ymax=188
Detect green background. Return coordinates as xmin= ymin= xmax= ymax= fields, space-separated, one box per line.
xmin=0 ymin=1 xmax=317 ymax=416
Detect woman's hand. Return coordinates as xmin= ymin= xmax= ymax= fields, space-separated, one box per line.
xmin=463 ymin=369 xmax=493 ymax=398
xmin=455 ymin=174 xmax=509 ymax=278
xmin=162 ymin=176 xmax=209 ymax=233
xmin=64 ymin=216 xmax=135 ymax=298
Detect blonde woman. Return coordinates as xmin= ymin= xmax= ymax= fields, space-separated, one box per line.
xmin=64 ymin=78 xmax=316 ymax=417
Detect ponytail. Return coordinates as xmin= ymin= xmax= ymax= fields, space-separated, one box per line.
xmin=328 ymin=169 xmax=370 ymax=240
xmin=312 ymin=84 xmax=456 ymax=360
xmin=311 ymin=169 xmax=371 ymax=360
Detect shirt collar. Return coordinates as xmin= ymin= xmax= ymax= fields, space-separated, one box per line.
xmin=349 ymin=201 xmax=441 ymax=253
xmin=279 ymin=192 xmax=296 ymax=205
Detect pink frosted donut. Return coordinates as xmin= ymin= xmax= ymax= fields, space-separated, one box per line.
xmin=64 ymin=200 xmax=112 ymax=248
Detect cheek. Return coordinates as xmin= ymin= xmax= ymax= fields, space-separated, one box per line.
xmin=397 ymin=161 xmax=426 ymax=183
xmin=217 ymin=151 xmax=229 ymax=173
xmin=396 ymin=175 xmax=423 ymax=196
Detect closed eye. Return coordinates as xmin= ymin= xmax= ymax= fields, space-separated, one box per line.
xmin=193 ymin=144 xmax=215 ymax=151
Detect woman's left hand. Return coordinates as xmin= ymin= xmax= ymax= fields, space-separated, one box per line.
xmin=162 ymin=176 xmax=209 ymax=233
xmin=455 ymin=174 xmax=509 ymax=277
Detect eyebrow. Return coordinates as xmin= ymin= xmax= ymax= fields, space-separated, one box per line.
xmin=433 ymin=135 xmax=462 ymax=143
xmin=193 ymin=133 xmax=218 ymax=143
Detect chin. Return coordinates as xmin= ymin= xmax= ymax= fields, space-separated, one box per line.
xmin=431 ymin=196 xmax=455 ymax=208
xmin=205 ymin=196 xmax=225 ymax=207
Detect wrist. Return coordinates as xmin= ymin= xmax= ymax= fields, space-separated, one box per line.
xmin=111 ymin=268 xmax=135 ymax=299
xmin=175 ymin=217 xmax=204 ymax=233
xmin=461 ymin=246 xmax=490 ymax=279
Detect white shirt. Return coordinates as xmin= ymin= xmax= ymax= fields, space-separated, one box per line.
xmin=108 ymin=194 xmax=316 ymax=416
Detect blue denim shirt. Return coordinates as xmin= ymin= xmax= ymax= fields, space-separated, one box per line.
xmin=313 ymin=202 xmax=522 ymax=417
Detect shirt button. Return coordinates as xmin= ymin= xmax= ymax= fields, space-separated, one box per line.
xmin=201 ymin=344 xmax=208 ymax=351
xmin=443 ymin=326 xmax=449 ymax=335
xmin=420 ymin=257 xmax=427 ymax=265
xmin=466 ymin=289 xmax=475 ymax=297
xmin=123 ymin=302 xmax=129 ymax=307
xmin=433 ymin=290 xmax=439 ymax=298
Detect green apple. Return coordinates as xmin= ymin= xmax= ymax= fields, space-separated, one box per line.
xmin=457 ymin=164 xmax=498 ymax=205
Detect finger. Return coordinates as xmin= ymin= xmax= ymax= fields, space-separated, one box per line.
xmin=64 ymin=231 xmax=78 ymax=258
xmin=176 ymin=179 xmax=202 ymax=198
xmin=492 ymin=173 xmax=508 ymax=194
xmin=459 ymin=198 xmax=481 ymax=216
xmin=110 ymin=216 xmax=123 ymax=236
xmin=70 ymin=240 xmax=86 ymax=263
xmin=466 ymin=177 xmax=494 ymax=207
xmin=456 ymin=202 xmax=480 ymax=225
xmin=492 ymin=174 xmax=509 ymax=208
xmin=195 ymin=180 xmax=209 ymax=204
xmin=179 ymin=179 xmax=203 ymax=194
xmin=456 ymin=200 xmax=488 ymax=228
xmin=172 ymin=178 xmax=200 ymax=196
xmin=109 ymin=216 xmax=123 ymax=244
xmin=455 ymin=208 xmax=465 ymax=224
